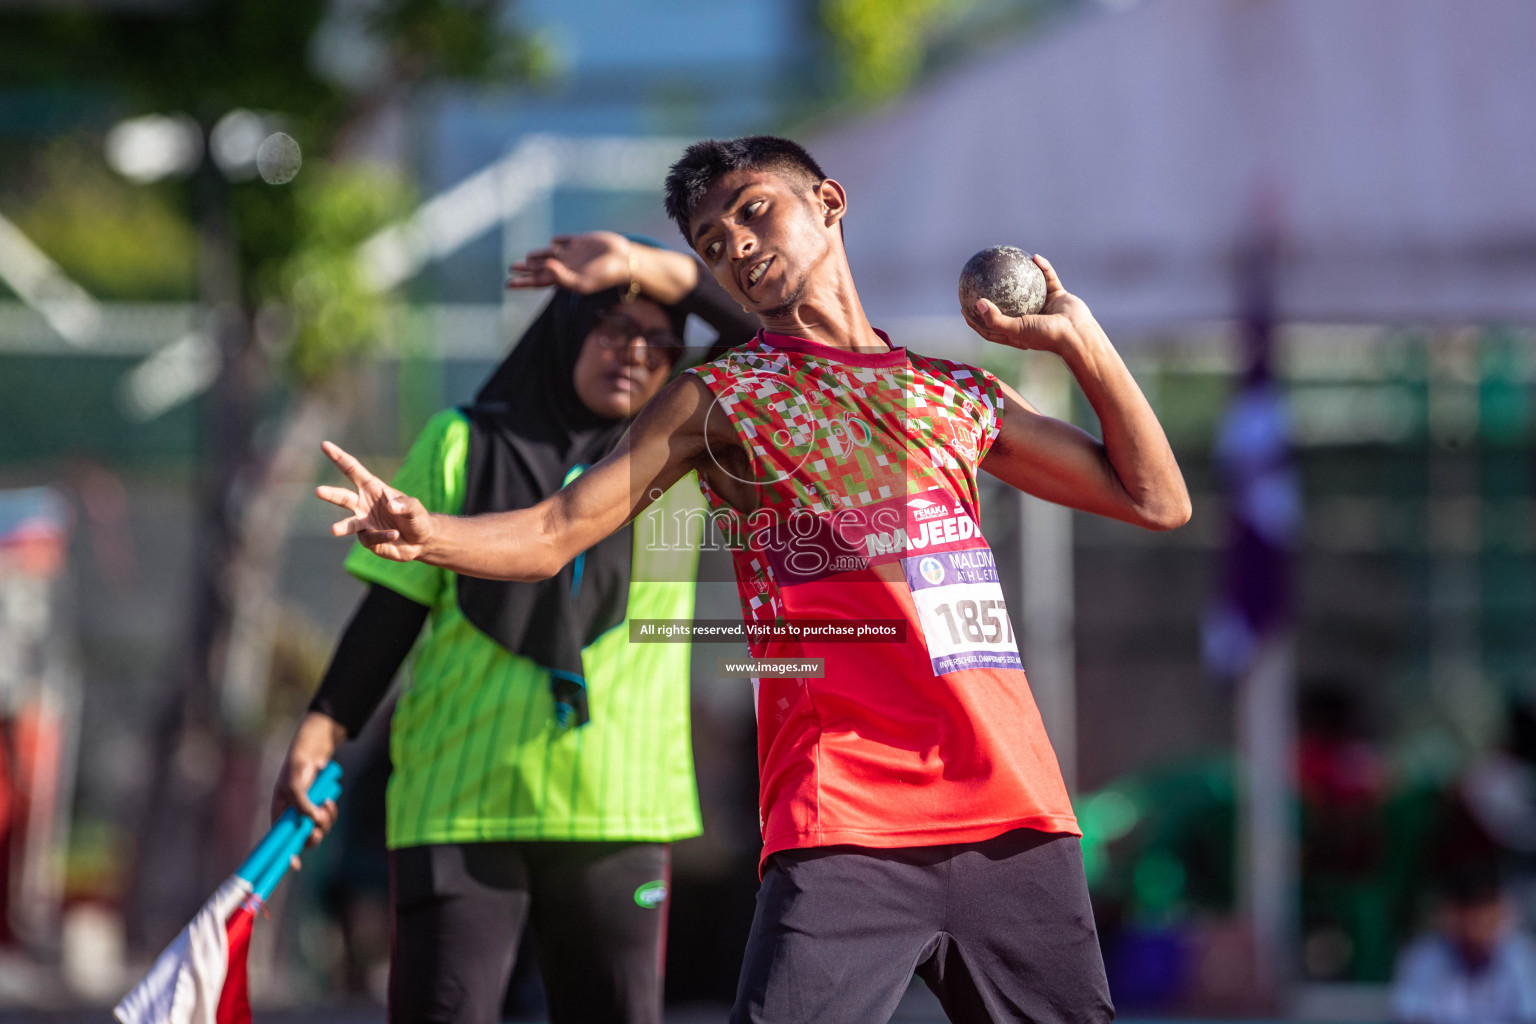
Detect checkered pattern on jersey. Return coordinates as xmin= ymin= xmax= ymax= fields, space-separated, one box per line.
xmin=686 ymin=337 xmax=1006 ymax=638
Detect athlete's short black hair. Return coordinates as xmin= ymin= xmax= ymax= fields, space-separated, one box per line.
xmin=664 ymin=136 xmax=827 ymax=245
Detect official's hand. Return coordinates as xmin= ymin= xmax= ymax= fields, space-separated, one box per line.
xmin=271 ymin=711 xmax=345 ymax=866
xmin=965 ymin=254 xmax=1094 ymax=354
xmin=317 ymin=441 xmax=434 ymax=562
xmin=507 ymin=231 xmax=632 ymax=294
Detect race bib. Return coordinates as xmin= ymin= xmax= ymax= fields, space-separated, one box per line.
xmin=903 ymin=547 xmax=1023 ymax=675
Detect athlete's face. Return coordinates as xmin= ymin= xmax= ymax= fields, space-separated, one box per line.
xmin=687 ymin=168 xmax=846 ymax=320
xmin=571 ymin=297 xmax=679 ymax=420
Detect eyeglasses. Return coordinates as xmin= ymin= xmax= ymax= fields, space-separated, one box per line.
xmin=593 ymin=312 xmax=684 ymax=369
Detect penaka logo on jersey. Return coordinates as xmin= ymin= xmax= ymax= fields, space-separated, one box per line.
xmin=905 ymin=497 xmax=952 ymax=523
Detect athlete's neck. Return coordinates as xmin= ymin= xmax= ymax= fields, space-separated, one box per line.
xmin=757 ymin=257 xmax=887 ymax=354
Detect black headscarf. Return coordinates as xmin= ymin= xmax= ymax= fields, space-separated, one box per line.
xmin=458 ymin=285 xmax=688 ymax=728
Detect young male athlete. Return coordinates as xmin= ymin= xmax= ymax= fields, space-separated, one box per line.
xmin=316 ymin=136 xmax=1190 ymax=1024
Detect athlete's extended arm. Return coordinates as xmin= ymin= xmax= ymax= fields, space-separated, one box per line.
xmin=317 ymin=376 xmax=715 ymax=579
xmin=973 ymin=255 xmax=1191 ymax=531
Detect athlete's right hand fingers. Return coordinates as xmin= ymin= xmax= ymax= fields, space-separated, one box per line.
xmin=321 ymin=441 xmax=381 ymax=491
xmin=316 ymin=484 xmax=364 ymax=514
xmin=330 ymin=516 xmax=366 ymax=538
xmin=967 ymin=299 xmax=1022 ymax=343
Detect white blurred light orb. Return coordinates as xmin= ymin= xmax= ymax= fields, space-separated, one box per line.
xmin=256 ymin=133 xmax=302 ymax=185
xmin=211 ymin=109 xmax=268 ymax=180
xmin=104 ymin=114 xmax=202 ymax=183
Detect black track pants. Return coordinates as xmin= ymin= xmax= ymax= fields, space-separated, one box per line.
xmin=388 ymin=841 xmax=670 ymax=1024
xmin=731 ymin=829 xmax=1113 ymax=1024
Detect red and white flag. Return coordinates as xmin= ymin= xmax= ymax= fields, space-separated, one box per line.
xmin=114 ymin=762 xmax=341 ymax=1024
xmin=113 ymin=875 xmax=261 ymax=1024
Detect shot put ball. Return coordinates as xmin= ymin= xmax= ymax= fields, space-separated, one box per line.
xmin=959 ymin=245 xmax=1047 ymax=322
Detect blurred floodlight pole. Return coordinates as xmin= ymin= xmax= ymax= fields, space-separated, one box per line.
xmin=1214 ymin=212 xmax=1300 ymax=1002
xmin=1019 ymin=354 xmax=1077 ymax=793
xmin=1426 ymin=330 xmax=1487 ymax=747
xmin=1241 ymin=635 xmax=1297 ymax=996
xmin=130 ymin=124 xmax=251 ymax=943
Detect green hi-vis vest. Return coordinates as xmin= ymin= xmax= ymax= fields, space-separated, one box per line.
xmin=345 ymin=410 xmax=704 ymax=848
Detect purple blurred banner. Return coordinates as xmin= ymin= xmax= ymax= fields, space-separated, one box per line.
xmin=1202 ymin=233 xmax=1300 ymax=680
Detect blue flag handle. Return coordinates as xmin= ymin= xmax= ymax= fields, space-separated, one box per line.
xmin=236 ymin=762 xmax=343 ymax=897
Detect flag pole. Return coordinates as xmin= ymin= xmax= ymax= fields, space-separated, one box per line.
xmin=233 ymin=761 xmax=343 ymax=887
xmin=249 ymin=767 xmax=343 ymax=901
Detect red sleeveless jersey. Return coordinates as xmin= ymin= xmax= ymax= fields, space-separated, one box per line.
xmin=686 ymin=331 xmax=1078 ymax=866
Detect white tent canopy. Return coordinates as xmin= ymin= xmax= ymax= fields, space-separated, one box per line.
xmin=813 ymin=0 xmax=1536 ymax=331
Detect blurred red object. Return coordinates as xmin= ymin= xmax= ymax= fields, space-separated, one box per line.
xmin=0 ymin=488 xmax=78 ymax=950
xmin=0 ymin=488 xmax=70 ymax=579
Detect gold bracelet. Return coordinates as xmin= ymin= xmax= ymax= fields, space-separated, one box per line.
xmin=623 ymin=249 xmax=642 ymax=304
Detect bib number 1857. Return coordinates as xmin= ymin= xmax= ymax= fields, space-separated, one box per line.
xmin=902 ymin=548 xmax=1023 ymax=676
xmin=933 ymin=598 xmax=1014 ymax=645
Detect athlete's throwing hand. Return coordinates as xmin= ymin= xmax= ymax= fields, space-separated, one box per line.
xmin=317 ymin=441 xmax=434 ymax=562
xmin=966 ymin=254 xmax=1094 ymax=355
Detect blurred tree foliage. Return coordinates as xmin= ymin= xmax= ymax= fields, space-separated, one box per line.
xmin=821 ymin=0 xmax=973 ymax=99
xmin=372 ymin=0 xmax=551 ymax=80
xmin=9 ymin=141 xmax=198 ymax=301
xmin=272 ymin=165 xmax=415 ymax=386
xmin=0 ymin=0 xmax=537 ymax=314
xmin=816 ymin=0 xmax=1082 ymax=104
